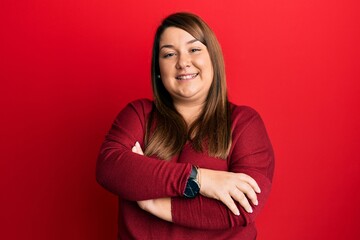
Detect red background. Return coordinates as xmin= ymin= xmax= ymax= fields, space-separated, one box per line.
xmin=1 ymin=0 xmax=359 ymax=239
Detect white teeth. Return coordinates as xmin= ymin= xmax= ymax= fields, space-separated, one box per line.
xmin=176 ymin=73 xmax=198 ymax=80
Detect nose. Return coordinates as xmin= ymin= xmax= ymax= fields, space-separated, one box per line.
xmin=175 ymin=53 xmax=191 ymax=69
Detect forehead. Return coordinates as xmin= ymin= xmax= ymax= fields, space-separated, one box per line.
xmin=159 ymin=27 xmax=197 ymax=45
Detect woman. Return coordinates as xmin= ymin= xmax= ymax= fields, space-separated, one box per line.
xmin=96 ymin=12 xmax=274 ymax=239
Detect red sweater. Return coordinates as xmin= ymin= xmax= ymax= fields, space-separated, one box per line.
xmin=96 ymin=99 xmax=274 ymax=240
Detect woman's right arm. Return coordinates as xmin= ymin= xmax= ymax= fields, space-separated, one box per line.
xmin=96 ymin=100 xmax=193 ymax=200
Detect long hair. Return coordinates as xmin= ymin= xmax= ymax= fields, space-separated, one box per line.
xmin=145 ymin=12 xmax=232 ymax=160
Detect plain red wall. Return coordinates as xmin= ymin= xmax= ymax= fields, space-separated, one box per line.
xmin=1 ymin=0 xmax=359 ymax=239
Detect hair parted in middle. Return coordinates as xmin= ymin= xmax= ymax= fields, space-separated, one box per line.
xmin=145 ymin=12 xmax=232 ymax=160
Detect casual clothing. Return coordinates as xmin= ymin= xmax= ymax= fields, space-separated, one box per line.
xmin=96 ymin=99 xmax=274 ymax=240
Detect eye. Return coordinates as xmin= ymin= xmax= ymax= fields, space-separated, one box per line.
xmin=162 ymin=52 xmax=176 ymax=58
xmin=190 ymin=48 xmax=201 ymax=53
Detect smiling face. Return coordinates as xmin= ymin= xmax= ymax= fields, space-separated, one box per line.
xmin=158 ymin=27 xmax=214 ymax=106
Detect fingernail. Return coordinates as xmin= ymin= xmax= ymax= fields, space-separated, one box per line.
xmin=257 ymin=188 xmax=261 ymax=194
xmin=254 ymin=200 xmax=258 ymax=206
xmin=235 ymin=210 xmax=240 ymax=216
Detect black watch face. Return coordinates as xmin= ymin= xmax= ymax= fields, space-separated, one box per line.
xmin=184 ymin=179 xmax=200 ymax=198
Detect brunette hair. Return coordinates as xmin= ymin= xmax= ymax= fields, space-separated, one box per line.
xmin=145 ymin=12 xmax=232 ymax=160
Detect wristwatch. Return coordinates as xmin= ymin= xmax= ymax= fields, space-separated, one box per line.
xmin=183 ymin=165 xmax=200 ymax=198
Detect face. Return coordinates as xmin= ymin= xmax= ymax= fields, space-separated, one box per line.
xmin=158 ymin=27 xmax=214 ymax=106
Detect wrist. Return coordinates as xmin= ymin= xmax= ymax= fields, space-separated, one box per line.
xmin=151 ymin=198 xmax=172 ymax=222
xmin=183 ymin=165 xmax=200 ymax=198
xmin=138 ymin=199 xmax=172 ymax=222
xmin=197 ymin=166 xmax=202 ymax=188
xmin=138 ymin=199 xmax=155 ymax=213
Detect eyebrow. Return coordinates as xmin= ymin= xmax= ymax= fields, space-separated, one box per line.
xmin=160 ymin=39 xmax=199 ymax=50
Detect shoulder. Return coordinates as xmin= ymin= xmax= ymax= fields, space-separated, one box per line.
xmin=114 ymin=98 xmax=154 ymax=126
xmin=230 ymin=102 xmax=261 ymax=123
xmin=128 ymin=98 xmax=153 ymax=110
xmin=127 ymin=98 xmax=154 ymax=114
xmin=229 ymin=102 xmax=266 ymax=134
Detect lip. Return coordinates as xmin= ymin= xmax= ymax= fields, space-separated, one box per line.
xmin=175 ymin=73 xmax=199 ymax=80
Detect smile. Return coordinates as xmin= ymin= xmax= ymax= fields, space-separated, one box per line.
xmin=176 ymin=73 xmax=199 ymax=80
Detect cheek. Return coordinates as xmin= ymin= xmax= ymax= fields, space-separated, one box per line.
xmin=160 ymin=76 xmax=173 ymax=93
xmin=160 ymin=77 xmax=169 ymax=88
xmin=195 ymin=55 xmax=213 ymax=73
xmin=200 ymin=58 xmax=214 ymax=80
xmin=159 ymin=60 xmax=174 ymax=77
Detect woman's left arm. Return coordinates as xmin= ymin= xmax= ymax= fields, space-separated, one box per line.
xmin=136 ymin=108 xmax=275 ymax=230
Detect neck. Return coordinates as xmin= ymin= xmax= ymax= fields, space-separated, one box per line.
xmin=173 ymin=101 xmax=204 ymax=126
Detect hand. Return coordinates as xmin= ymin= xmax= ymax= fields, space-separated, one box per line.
xmin=132 ymin=141 xmax=172 ymax=222
xmin=198 ymin=168 xmax=261 ymax=216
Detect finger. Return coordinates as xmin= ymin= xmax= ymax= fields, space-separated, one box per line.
xmin=132 ymin=146 xmax=138 ymax=153
xmin=132 ymin=144 xmax=142 ymax=155
xmin=239 ymin=174 xmax=261 ymax=193
xmin=219 ymin=194 xmax=240 ymax=216
xmin=236 ymin=183 xmax=258 ymax=206
xmin=135 ymin=141 xmax=144 ymax=155
xmin=231 ymin=189 xmax=253 ymax=213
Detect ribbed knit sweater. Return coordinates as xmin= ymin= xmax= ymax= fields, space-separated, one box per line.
xmin=96 ymin=99 xmax=274 ymax=240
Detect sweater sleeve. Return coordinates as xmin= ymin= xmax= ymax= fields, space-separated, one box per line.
xmin=96 ymin=99 xmax=192 ymax=201
xmin=171 ymin=107 xmax=275 ymax=230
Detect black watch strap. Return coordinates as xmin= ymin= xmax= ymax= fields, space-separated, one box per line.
xmin=183 ymin=166 xmax=200 ymax=198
